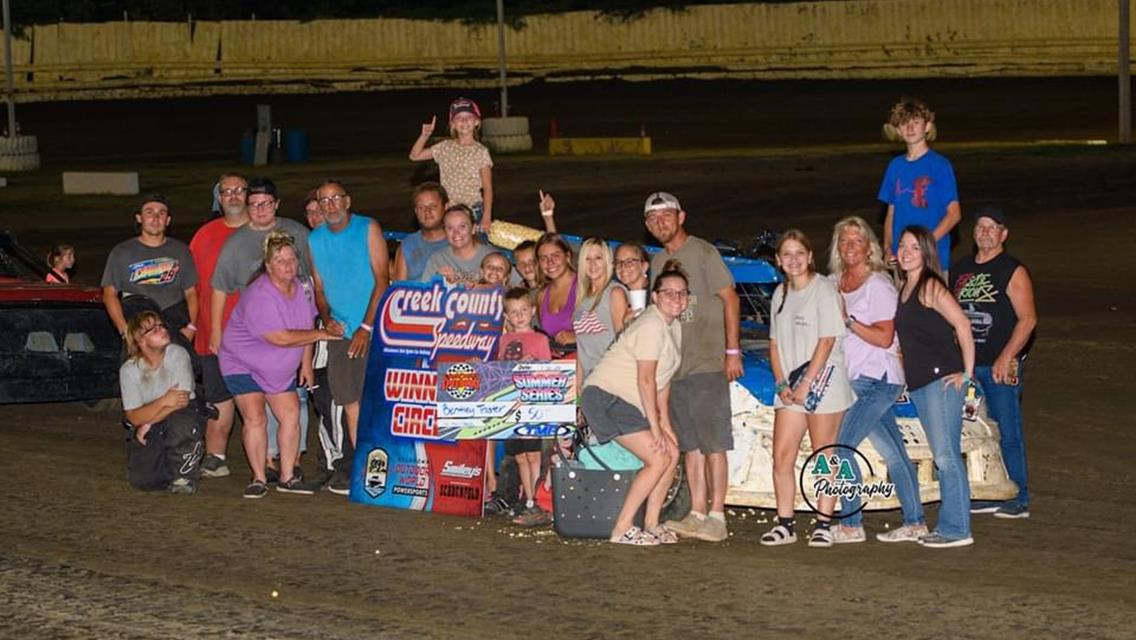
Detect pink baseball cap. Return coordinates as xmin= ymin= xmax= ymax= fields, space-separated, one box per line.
xmin=449 ymin=97 xmax=482 ymax=121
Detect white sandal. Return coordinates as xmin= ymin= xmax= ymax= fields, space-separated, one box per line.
xmin=759 ymin=524 xmax=798 ymax=546
xmin=610 ymin=526 xmax=660 ymax=546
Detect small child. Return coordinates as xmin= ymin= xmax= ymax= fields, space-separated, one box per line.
xmin=878 ymin=98 xmax=961 ymax=271
xmin=497 ymin=287 xmax=553 ymax=526
xmin=409 ymin=97 xmax=494 ymax=234
xmin=478 ymin=251 xmax=512 ymax=289
xmin=45 ymin=244 xmax=75 ymax=284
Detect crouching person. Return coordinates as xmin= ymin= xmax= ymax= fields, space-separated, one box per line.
xmin=121 ymin=311 xmax=204 ymax=494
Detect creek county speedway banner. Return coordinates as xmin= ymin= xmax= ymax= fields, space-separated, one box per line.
xmin=350 ymin=278 xmax=504 ymax=517
xmin=436 ymin=360 xmax=576 ymax=440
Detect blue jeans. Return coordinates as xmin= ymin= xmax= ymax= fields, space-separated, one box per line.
xmin=267 ymin=387 xmax=310 ymax=459
xmin=910 ymin=379 xmax=970 ymax=539
xmin=974 ymin=363 xmax=1028 ymax=506
xmin=836 ymin=375 xmax=924 ymax=527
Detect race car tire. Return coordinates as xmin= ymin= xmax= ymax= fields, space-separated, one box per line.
xmin=0 ymin=134 xmax=38 ymax=155
xmin=481 ymin=116 xmax=529 ymax=138
xmin=482 ymin=133 xmax=532 ymax=154
xmin=0 ymin=151 xmax=41 ymax=172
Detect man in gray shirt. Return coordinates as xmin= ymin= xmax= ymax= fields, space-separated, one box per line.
xmin=102 ymin=193 xmax=199 ymax=346
xmin=209 ymin=177 xmax=310 ymax=354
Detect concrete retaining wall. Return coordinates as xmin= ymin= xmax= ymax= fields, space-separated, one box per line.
xmin=6 ymin=0 xmax=1134 ymax=101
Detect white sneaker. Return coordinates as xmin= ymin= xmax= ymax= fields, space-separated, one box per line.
xmin=663 ymin=512 xmax=705 ymax=538
xmin=876 ymin=523 xmax=929 ymax=543
xmin=832 ymin=525 xmax=866 ymax=544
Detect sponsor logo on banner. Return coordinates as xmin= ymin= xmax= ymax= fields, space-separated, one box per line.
xmin=442 ymin=362 xmax=480 ymax=400
xmin=364 ymin=448 xmax=389 ymax=498
xmin=440 ymin=460 xmax=483 ymax=479
xmin=513 ymin=424 xmax=575 ymax=438
xmin=379 ymin=279 xmax=503 ymax=362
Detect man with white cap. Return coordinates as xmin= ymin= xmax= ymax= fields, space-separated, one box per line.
xmin=644 ymin=192 xmax=743 ymax=542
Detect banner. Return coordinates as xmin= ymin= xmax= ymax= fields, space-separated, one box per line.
xmin=350 ymin=278 xmax=504 ymax=517
xmin=436 ymin=360 xmax=577 ymax=440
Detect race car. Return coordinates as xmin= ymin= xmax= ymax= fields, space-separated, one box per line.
xmin=0 ymin=231 xmax=120 ymax=404
xmin=415 ymin=221 xmax=1018 ymax=512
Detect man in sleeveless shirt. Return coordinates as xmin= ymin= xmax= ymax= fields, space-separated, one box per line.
xmin=951 ymin=207 xmax=1037 ymax=519
xmin=309 ymin=180 xmax=390 ymax=495
xmin=392 ymin=182 xmax=449 ymax=282
xmin=644 ymin=192 xmax=744 ymax=543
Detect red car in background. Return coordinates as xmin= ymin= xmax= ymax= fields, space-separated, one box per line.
xmin=0 ymin=231 xmax=120 ymax=404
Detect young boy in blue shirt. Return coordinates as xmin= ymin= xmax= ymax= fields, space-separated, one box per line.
xmin=878 ymin=98 xmax=961 ymax=271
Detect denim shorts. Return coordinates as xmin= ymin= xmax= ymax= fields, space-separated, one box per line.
xmin=223 ymin=374 xmax=295 ymax=396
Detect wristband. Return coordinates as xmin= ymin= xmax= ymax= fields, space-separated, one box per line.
xmin=725 ymin=348 xmax=741 ymax=356
xmin=359 ymin=323 xmax=374 ymax=333
xmin=185 ymin=323 xmax=197 ymax=332
xmin=844 ymin=315 xmax=856 ymax=329
xmin=775 ymin=381 xmax=789 ymax=394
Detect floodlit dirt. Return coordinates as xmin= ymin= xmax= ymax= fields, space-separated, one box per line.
xmin=1 ymin=79 xmax=1134 ymax=638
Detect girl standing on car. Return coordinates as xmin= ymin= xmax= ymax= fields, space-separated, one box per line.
xmin=822 ymin=216 xmax=927 ymax=544
xmin=408 ymin=97 xmax=494 ymax=233
xmin=762 ymin=230 xmax=855 ymax=548
xmin=894 ymin=225 xmax=976 ymax=548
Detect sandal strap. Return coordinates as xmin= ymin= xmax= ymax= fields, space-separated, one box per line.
xmin=761 ymin=524 xmax=792 ymax=542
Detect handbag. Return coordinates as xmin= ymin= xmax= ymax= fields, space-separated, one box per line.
xmin=552 ymin=441 xmax=644 ymax=539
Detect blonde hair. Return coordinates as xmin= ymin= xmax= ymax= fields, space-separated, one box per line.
xmin=247 ymin=229 xmax=297 ymax=286
xmin=828 ymin=216 xmax=888 ymax=279
xmin=576 ymin=238 xmax=614 ymax=313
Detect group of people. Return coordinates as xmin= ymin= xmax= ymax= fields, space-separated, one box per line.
xmin=102 ymin=96 xmax=1035 ymax=552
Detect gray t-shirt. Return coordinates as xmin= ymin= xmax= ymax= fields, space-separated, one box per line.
xmin=211 ymin=218 xmax=311 ymax=294
xmin=101 ymin=237 xmax=198 ymax=311
xmin=573 ymin=279 xmax=627 ymax=378
xmin=650 ymin=235 xmax=735 ymax=377
xmin=119 ymin=343 xmax=196 ymax=411
xmin=420 ymin=243 xmax=520 ymax=287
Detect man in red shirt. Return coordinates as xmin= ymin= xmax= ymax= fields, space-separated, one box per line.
xmin=189 ymin=173 xmax=249 ymax=477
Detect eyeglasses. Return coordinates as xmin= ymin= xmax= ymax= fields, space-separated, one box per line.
xmin=656 ymin=289 xmax=689 ymax=300
xmin=219 ymin=187 xmax=247 ymax=196
xmin=615 ymin=258 xmax=645 ymax=269
xmin=142 ymin=322 xmax=166 ymax=336
xmin=248 ymin=200 xmax=277 ymax=211
xmin=318 ymin=194 xmax=348 ymax=205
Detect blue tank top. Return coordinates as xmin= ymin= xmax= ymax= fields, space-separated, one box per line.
xmin=309 ymin=214 xmax=374 ymax=335
xmin=400 ymin=231 xmax=448 ymax=282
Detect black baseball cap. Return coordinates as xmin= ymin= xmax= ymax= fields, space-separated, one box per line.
xmin=975 ymin=207 xmax=1008 ymax=227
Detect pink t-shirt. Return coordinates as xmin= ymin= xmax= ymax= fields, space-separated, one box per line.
xmin=219 ymin=274 xmax=317 ymax=393
xmin=836 ymin=272 xmax=905 ymax=384
xmin=497 ymin=331 xmax=552 ymax=361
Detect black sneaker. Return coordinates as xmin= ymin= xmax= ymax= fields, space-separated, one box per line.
xmin=265 ymin=466 xmax=280 ymax=485
xmin=327 ymin=471 xmax=350 ymax=496
xmin=276 ymin=477 xmax=317 ymax=495
xmin=243 ymin=480 xmax=269 ymax=499
xmin=200 ymin=454 xmax=230 ymax=478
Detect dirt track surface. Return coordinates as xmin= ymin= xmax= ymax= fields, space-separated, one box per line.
xmin=2 ymin=79 xmax=1135 ymax=637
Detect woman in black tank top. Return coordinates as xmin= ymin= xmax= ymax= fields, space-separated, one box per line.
xmin=895 ymin=226 xmax=976 ymax=548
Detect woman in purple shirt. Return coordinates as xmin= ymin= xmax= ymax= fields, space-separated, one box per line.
xmin=220 ymin=231 xmax=341 ymax=498
xmin=535 ymin=233 xmax=577 ymax=357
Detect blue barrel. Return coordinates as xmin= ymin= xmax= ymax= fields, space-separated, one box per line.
xmin=240 ymin=132 xmax=256 ymax=165
xmin=284 ymin=128 xmax=310 ymax=163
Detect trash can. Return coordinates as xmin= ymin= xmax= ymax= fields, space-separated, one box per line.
xmin=284 ymin=128 xmax=310 ymax=163
xmin=240 ymin=132 xmax=256 ymax=165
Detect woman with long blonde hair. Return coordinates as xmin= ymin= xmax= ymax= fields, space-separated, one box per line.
xmin=573 ymin=238 xmax=630 ymax=378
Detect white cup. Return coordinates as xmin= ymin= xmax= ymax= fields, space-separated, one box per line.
xmin=628 ymin=289 xmax=648 ymax=311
